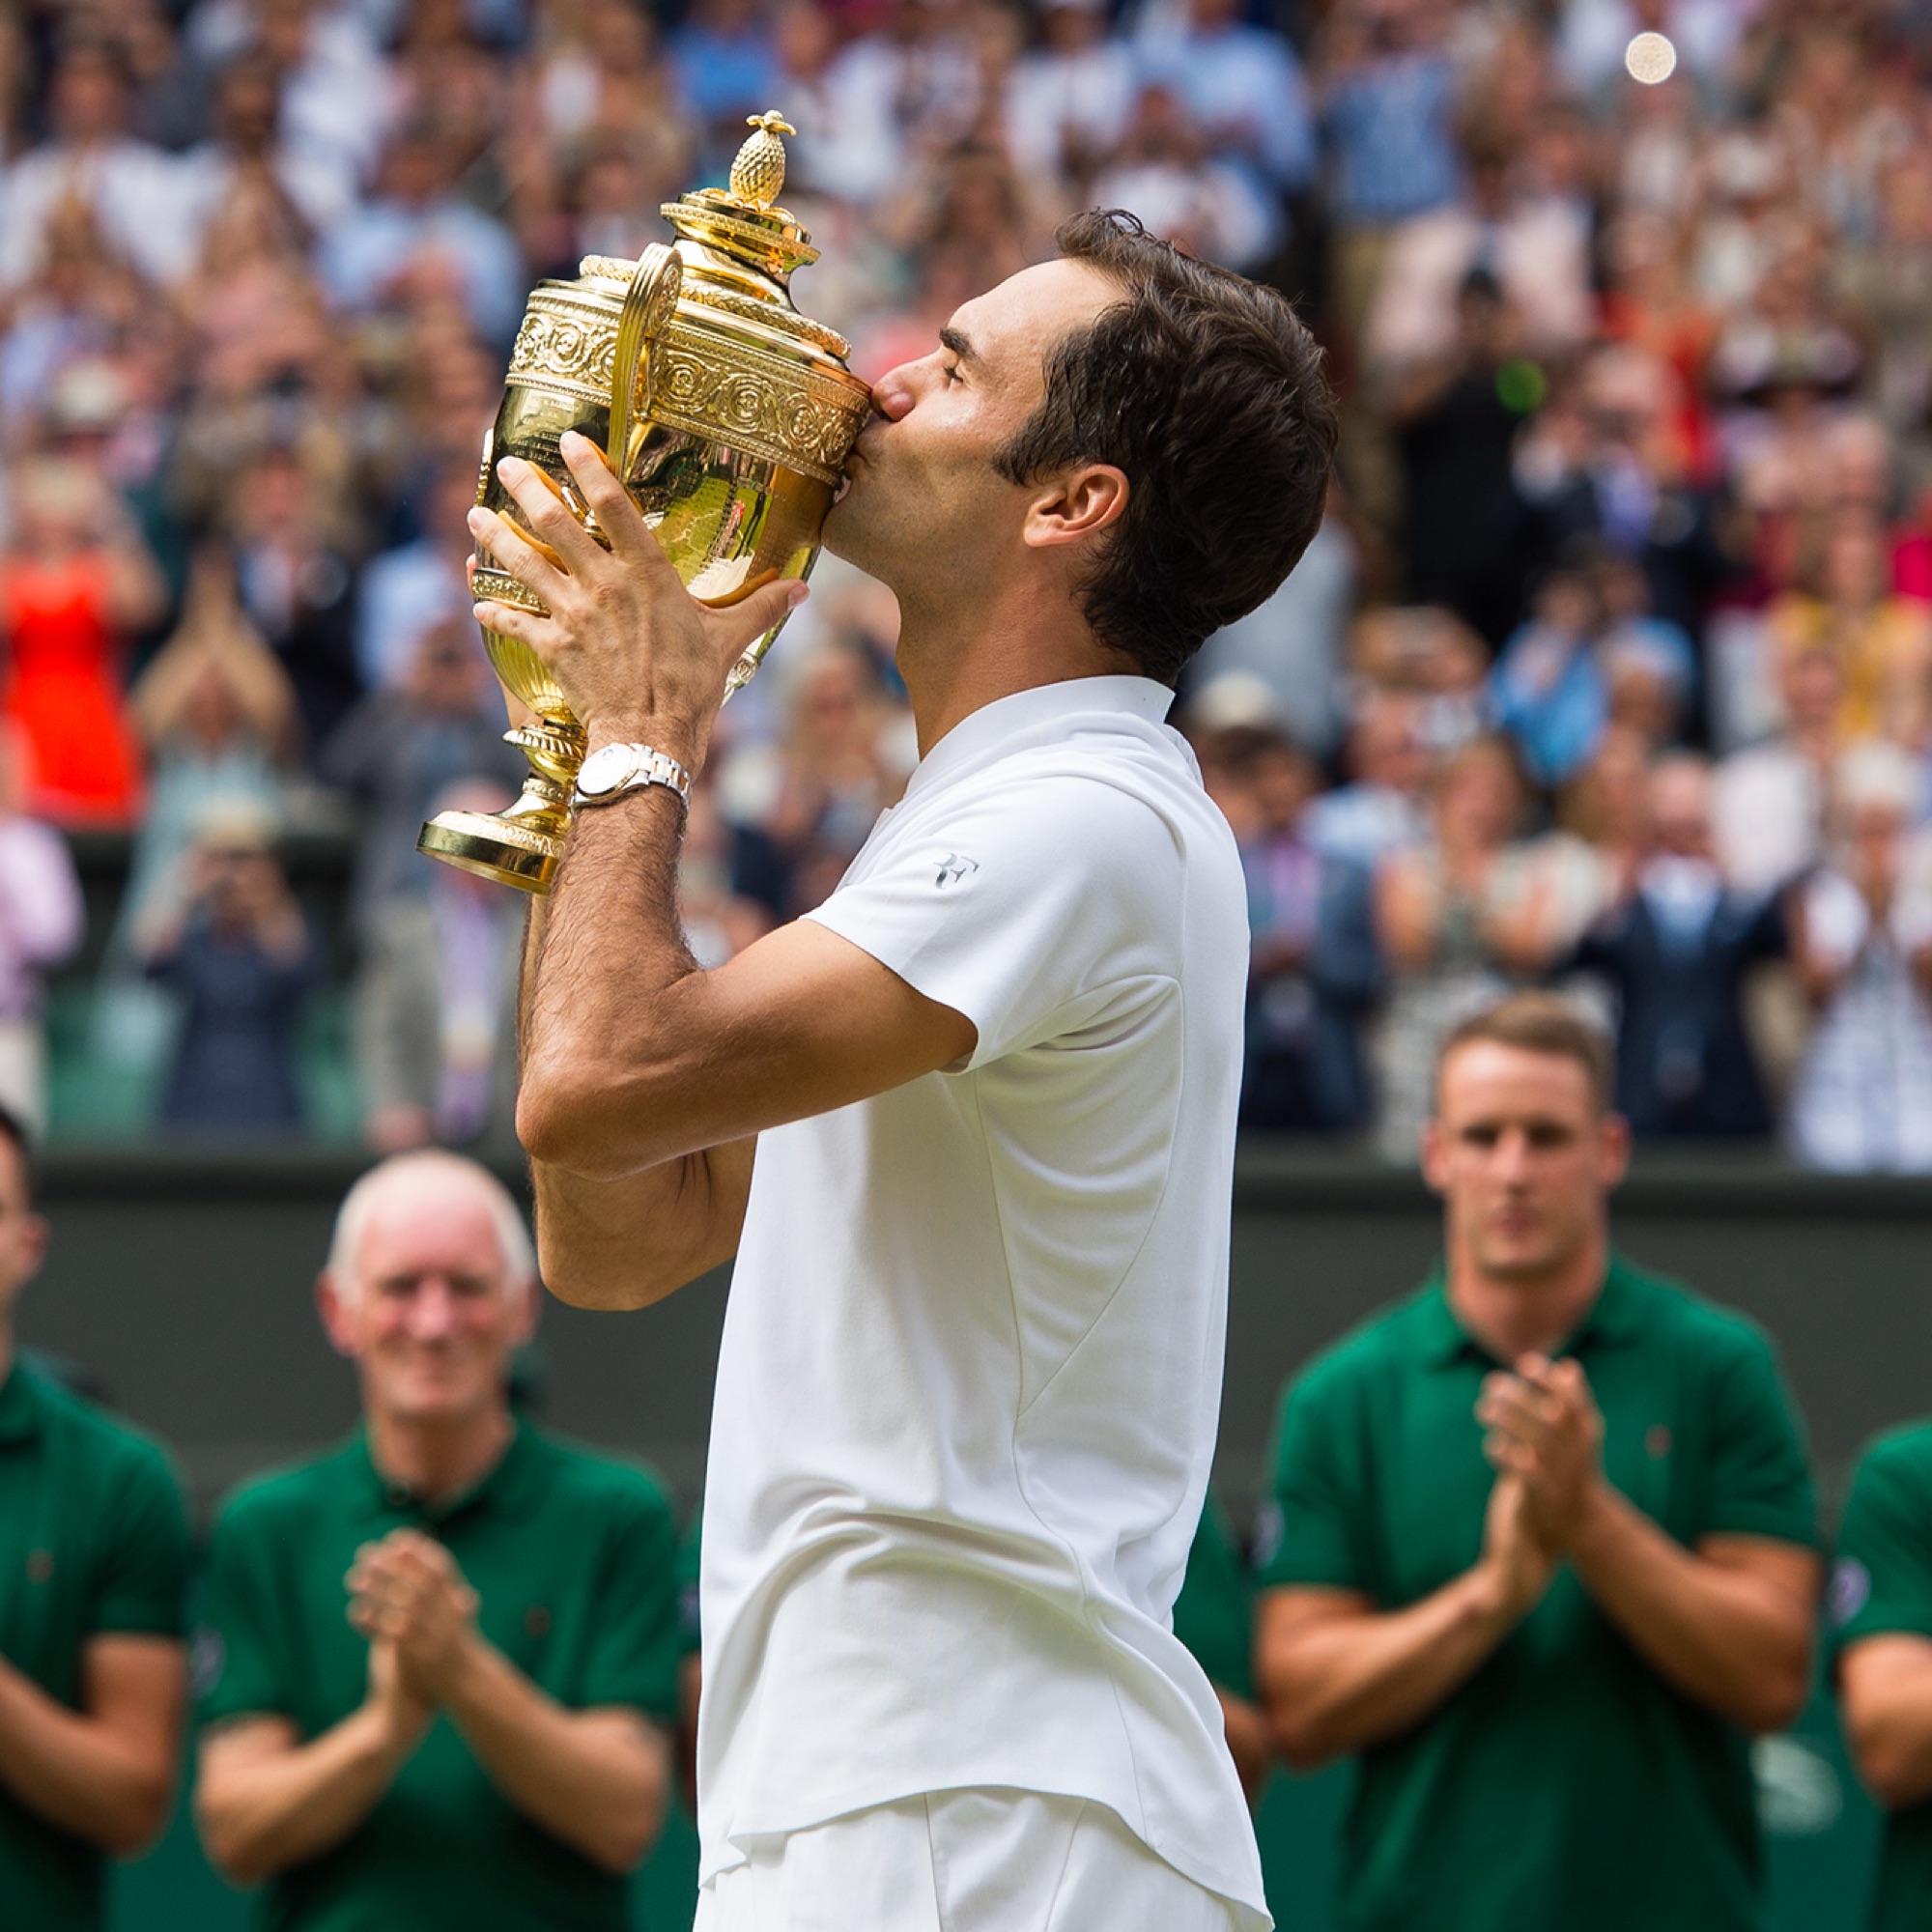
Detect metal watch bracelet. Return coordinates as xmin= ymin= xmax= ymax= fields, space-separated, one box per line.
xmin=572 ymin=742 xmax=695 ymax=811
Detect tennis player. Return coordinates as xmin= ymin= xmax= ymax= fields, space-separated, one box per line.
xmin=471 ymin=211 xmax=1335 ymax=1931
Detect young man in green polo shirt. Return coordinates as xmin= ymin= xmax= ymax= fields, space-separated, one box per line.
xmin=1833 ymin=1423 xmax=1932 ymax=1929
xmin=194 ymin=1150 xmax=682 ymax=1931
xmin=1255 ymin=992 xmax=1821 ymax=1931
xmin=0 ymin=1101 xmax=191 ymax=1929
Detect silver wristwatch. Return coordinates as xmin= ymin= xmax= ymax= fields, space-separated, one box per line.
xmin=572 ymin=742 xmax=694 ymax=811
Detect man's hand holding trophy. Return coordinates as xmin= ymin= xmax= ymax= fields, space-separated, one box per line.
xmin=418 ymin=110 xmax=871 ymax=893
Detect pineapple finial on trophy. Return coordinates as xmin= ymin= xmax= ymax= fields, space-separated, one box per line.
xmin=730 ymin=111 xmax=796 ymax=211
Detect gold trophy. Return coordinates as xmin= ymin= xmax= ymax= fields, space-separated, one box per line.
xmin=417 ymin=112 xmax=872 ymax=892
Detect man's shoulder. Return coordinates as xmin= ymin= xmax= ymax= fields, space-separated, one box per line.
xmin=517 ymin=1428 xmax=677 ymax=1525
xmin=1853 ymin=1420 xmax=1932 ymax=1496
xmin=1286 ymin=1287 xmax=1440 ymax=1405
xmin=21 ymin=1361 xmax=181 ymax=1490
xmin=1606 ymin=1256 xmax=1782 ymax=1366
xmin=212 ymin=1437 xmax=364 ymax=1540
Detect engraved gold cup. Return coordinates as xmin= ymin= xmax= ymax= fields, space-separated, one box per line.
xmin=417 ymin=112 xmax=873 ymax=893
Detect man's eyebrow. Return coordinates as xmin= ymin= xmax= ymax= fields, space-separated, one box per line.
xmin=939 ymin=325 xmax=979 ymax=364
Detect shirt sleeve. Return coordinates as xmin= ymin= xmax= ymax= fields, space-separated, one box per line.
xmin=1701 ymin=1323 xmax=1818 ymax=1548
xmin=578 ymin=1478 xmax=683 ymax=1724
xmin=804 ymin=775 xmax=1181 ymax=1071
xmin=88 ymin=1437 xmax=190 ymax=1639
xmin=196 ymin=1497 xmax=298 ymax=1726
xmin=1258 ymin=1362 xmax=1375 ymax=1595
xmin=1833 ymin=1435 xmax=1932 ymax=1654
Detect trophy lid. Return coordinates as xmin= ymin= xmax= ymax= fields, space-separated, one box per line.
xmin=661 ymin=111 xmax=819 ymax=285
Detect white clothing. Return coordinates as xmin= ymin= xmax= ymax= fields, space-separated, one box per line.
xmin=1006 ymin=45 xmax=1141 ymax=185
xmin=1711 ymin=742 xmax=1826 ymax=895
xmin=0 ymin=140 xmax=198 ymax=289
xmin=697 ymin=677 xmax=1263 ymax=1918
xmin=694 ymin=1789 xmax=1266 ymax=1932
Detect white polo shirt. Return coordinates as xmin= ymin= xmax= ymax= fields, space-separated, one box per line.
xmin=696 ymin=674 xmax=1264 ymax=1917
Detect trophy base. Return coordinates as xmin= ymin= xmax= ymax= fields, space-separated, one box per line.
xmin=417 ymin=809 xmax=561 ymax=895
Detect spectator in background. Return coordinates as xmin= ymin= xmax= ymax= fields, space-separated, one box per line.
xmin=1257 ymin=994 xmax=1820 ymax=1932
xmin=1005 ymin=0 xmax=1138 ymax=195
xmin=0 ymin=725 xmax=83 ymax=1134
xmin=1375 ymin=735 xmax=1563 ymax=1158
xmin=1388 ymin=267 xmax=1540 ymax=651
xmin=0 ymin=1100 xmax=191 ymax=1928
xmin=1489 ymin=558 xmax=1611 ymax=790
xmin=194 ymin=1151 xmax=681 ymax=1928
xmin=1301 ymin=687 xmax=1432 ymax=869
xmin=1576 ymin=753 xmax=1787 ymax=1140
xmin=0 ymin=39 xmax=197 ymax=291
xmin=1224 ymin=729 xmax=1379 ymax=1134
xmin=319 ymin=621 xmax=526 ymax=940
xmin=355 ymin=457 xmax=478 ymax=695
xmin=1835 ymin=1416 xmax=1932 ymax=1932
xmin=355 ymin=779 xmax=522 ymax=1155
xmin=1787 ymin=745 xmax=1932 ymax=1171
xmin=1321 ymin=0 xmax=1463 ymax=356
xmin=0 ymin=454 xmax=164 ymax=829
xmin=316 ymin=119 xmax=524 ymax=347
xmin=137 ymin=813 xmax=314 ymax=1134
xmin=1711 ymin=639 xmax=1845 ymax=896
xmin=227 ymin=444 xmax=362 ymax=760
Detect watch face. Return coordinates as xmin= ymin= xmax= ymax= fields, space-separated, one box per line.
xmin=578 ymin=745 xmax=636 ymax=796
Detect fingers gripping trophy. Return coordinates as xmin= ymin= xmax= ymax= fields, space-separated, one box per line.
xmin=417 ymin=113 xmax=872 ymax=893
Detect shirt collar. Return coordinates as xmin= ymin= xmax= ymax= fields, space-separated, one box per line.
xmin=1415 ymin=1254 xmax=1641 ymax=1369
xmin=352 ymin=1416 xmax=543 ymax=1525
xmin=901 ymin=674 xmax=1179 ymax=805
xmin=0 ymin=1359 xmax=43 ymax=1445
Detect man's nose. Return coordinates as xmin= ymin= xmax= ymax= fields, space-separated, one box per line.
xmin=405 ymin=1279 xmax=461 ymax=1335
xmin=868 ymin=368 xmax=921 ymax=419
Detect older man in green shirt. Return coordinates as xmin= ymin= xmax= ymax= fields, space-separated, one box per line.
xmin=194 ymin=1150 xmax=682 ymax=1931
xmin=1256 ymin=993 xmax=1820 ymax=1931
xmin=0 ymin=1102 xmax=190 ymax=1929
xmin=1834 ymin=1423 xmax=1932 ymax=1930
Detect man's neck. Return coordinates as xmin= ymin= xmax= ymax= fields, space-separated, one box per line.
xmin=896 ymin=580 xmax=1144 ymax=757
xmin=1446 ymin=1233 xmax=1609 ymax=1364
xmin=366 ymin=1403 xmax=513 ymax=1507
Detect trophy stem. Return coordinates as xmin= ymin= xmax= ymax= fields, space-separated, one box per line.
xmin=416 ymin=720 xmax=587 ymax=894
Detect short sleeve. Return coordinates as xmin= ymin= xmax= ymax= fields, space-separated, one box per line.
xmin=88 ymin=1438 xmax=190 ymax=1638
xmin=1257 ymin=1364 xmax=1375 ymax=1595
xmin=578 ymin=1478 xmax=683 ymax=1724
xmin=1172 ymin=1497 xmax=1255 ymax=1699
xmin=1833 ymin=1434 xmax=1932 ymax=1654
xmin=805 ymin=777 xmax=1179 ymax=1070
xmin=1700 ymin=1325 xmax=1818 ymax=1549
xmin=197 ymin=1496 xmax=298 ymax=1726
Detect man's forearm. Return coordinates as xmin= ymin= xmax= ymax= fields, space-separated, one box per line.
xmin=1259 ymin=1569 xmax=1525 ymax=1768
xmin=1568 ymin=1487 xmax=1814 ymax=1733
xmin=519 ymin=781 xmax=696 ymax=1170
xmin=196 ymin=1707 xmax=419 ymax=1884
xmin=441 ymin=1635 xmax=668 ymax=1872
xmin=0 ymin=1655 xmax=174 ymax=1853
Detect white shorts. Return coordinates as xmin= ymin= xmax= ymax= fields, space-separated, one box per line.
xmin=693 ymin=1787 xmax=1271 ymax=1932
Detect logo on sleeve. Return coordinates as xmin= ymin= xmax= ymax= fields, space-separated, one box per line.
xmin=1829 ymin=1557 xmax=1871 ymax=1628
xmin=933 ymin=853 xmax=979 ymax=889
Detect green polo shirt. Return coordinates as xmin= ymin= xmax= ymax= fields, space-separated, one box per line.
xmin=1174 ymin=1493 xmax=1255 ymax=1701
xmin=1831 ymin=1421 xmax=1932 ymax=1931
xmin=1260 ymin=1255 xmax=1816 ymax=1932
xmin=198 ymin=1422 xmax=681 ymax=1932
xmin=0 ymin=1356 xmax=190 ymax=1930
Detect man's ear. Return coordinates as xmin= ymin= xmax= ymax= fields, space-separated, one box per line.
xmin=317 ymin=1271 xmax=358 ymax=1359
xmin=1420 ymin=1117 xmax=1451 ymax=1194
xmin=1021 ymin=463 xmax=1129 ymax=551
xmin=1598 ymin=1111 xmax=1632 ymax=1189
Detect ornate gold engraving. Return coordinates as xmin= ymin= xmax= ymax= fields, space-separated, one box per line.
xmin=505 ymin=294 xmax=620 ymax=404
xmin=648 ymin=327 xmax=865 ymax=484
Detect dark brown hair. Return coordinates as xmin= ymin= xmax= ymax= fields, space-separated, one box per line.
xmin=992 ymin=211 xmax=1337 ymax=686
xmin=1436 ymin=993 xmax=1615 ymax=1116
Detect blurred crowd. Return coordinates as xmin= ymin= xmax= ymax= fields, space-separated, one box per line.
xmin=6 ymin=0 xmax=1932 ymax=1162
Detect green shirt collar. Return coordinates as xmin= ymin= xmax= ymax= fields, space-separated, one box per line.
xmin=350 ymin=1416 xmax=545 ymax=1526
xmin=0 ymin=1359 xmax=44 ymax=1445
xmin=1415 ymin=1253 xmax=1644 ymax=1369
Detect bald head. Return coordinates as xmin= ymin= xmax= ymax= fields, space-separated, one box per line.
xmin=326 ymin=1151 xmax=534 ymax=1301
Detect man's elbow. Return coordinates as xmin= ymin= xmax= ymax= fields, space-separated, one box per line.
xmin=193 ymin=1795 xmax=271 ymax=1888
xmin=1261 ymin=1690 xmax=1346 ymax=1774
xmin=95 ymin=1767 xmax=176 ymax=1858
xmin=518 ymin=1069 xmax=682 ymax=1179
xmin=1733 ymin=1659 xmax=1812 ymax=1738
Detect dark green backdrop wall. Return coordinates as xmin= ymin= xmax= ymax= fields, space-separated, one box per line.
xmin=16 ymin=1143 xmax=1920 ymax=1930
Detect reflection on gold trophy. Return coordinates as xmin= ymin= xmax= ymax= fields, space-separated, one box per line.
xmin=417 ymin=112 xmax=872 ymax=893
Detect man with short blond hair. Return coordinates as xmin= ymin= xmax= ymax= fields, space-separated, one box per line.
xmin=194 ymin=1151 xmax=682 ymax=1931
xmin=1256 ymin=991 xmax=1821 ymax=1931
